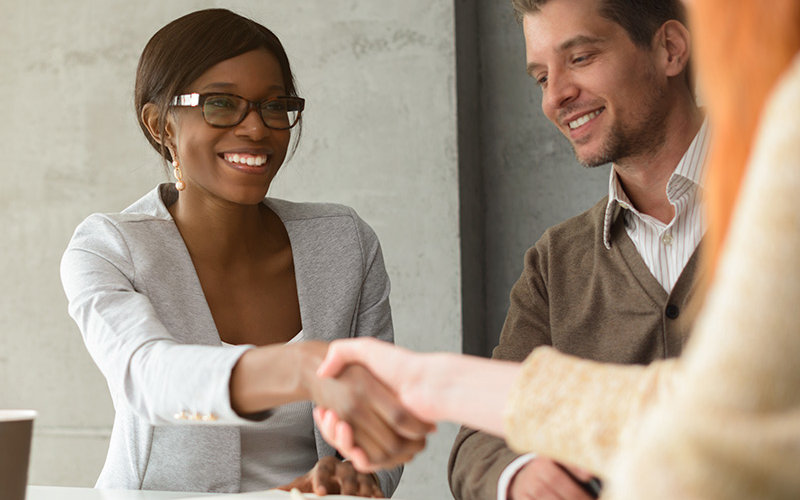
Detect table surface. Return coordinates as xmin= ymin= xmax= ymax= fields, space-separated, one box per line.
xmin=27 ymin=486 xmax=387 ymax=500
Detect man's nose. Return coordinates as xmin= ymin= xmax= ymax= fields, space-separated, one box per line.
xmin=543 ymin=71 xmax=579 ymax=117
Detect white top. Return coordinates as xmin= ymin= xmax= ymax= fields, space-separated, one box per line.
xmin=221 ymin=332 xmax=318 ymax=491
xmin=60 ymin=186 xmax=401 ymax=494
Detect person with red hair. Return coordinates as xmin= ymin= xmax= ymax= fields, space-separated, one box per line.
xmin=315 ymin=1 xmax=800 ymax=497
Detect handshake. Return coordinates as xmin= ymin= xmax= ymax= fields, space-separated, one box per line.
xmin=311 ymin=338 xmax=445 ymax=472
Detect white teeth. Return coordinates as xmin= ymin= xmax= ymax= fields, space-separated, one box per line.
xmin=569 ymin=109 xmax=602 ymax=129
xmin=223 ymin=153 xmax=268 ymax=166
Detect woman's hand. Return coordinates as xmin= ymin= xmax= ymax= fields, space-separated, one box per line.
xmin=314 ymin=338 xmax=437 ymax=471
xmin=316 ymin=337 xmax=523 ymax=470
xmin=309 ymin=363 xmax=433 ymax=471
xmin=277 ymin=456 xmax=384 ymax=497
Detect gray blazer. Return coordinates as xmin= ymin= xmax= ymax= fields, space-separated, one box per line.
xmin=60 ymin=184 xmax=401 ymax=494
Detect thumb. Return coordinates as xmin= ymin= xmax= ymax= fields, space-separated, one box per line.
xmin=316 ymin=341 xmax=351 ymax=378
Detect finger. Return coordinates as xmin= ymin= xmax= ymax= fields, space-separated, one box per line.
xmin=309 ymin=457 xmax=337 ymax=496
xmin=357 ymin=472 xmax=382 ymax=498
xmin=348 ymin=446 xmax=378 ymax=473
xmin=562 ymin=462 xmax=595 ymax=483
xmin=334 ymin=418 xmax=355 ymax=453
xmin=361 ymin=369 xmax=434 ymax=441
xmin=317 ymin=338 xmax=401 ymax=381
xmin=335 ymin=460 xmax=359 ymax=495
xmin=535 ymin=460 xmax=594 ymax=500
xmin=342 ymin=365 xmax=431 ymax=447
xmin=313 ymin=407 xmax=336 ymax=445
xmin=316 ymin=338 xmax=375 ymax=378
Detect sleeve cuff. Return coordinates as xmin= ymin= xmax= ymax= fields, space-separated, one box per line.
xmin=497 ymin=453 xmax=536 ymax=500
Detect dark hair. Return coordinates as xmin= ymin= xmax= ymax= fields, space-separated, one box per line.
xmin=510 ymin=0 xmax=687 ymax=48
xmin=134 ymin=8 xmax=301 ymax=165
xmin=510 ymin=0 xmax=691 ymax=90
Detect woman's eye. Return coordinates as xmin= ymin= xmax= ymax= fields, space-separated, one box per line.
xmin=206 ymin=97 xmax=237 ymax=109
xmin=264 ymin=101 xmax=288 ymax=112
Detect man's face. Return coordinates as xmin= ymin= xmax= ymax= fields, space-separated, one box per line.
xmin=523 ymin=0 xmax=669 ymax=167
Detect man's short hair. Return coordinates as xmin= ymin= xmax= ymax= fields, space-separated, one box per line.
xmin=511 ymin=0 xmax=687 ymax=49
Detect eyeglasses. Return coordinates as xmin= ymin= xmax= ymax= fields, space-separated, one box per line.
xmin=170 ymin=93 xmax=305 ymax=130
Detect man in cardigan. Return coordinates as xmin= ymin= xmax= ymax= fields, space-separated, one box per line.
xmin=448 ymin=0 xmax=707 ymax=499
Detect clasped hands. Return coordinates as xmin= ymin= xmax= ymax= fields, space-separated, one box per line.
xmin=312 ymin=338 xmax=438 ymax=472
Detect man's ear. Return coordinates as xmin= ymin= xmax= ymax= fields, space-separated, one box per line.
xmin=659 ymin=20 xmax=691 ymax=78
xmin=141 ymin=102 xmax=177 ymax=153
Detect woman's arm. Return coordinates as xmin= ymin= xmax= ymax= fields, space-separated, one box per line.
xmin=61 ymin=214 xmax=429 ymax=442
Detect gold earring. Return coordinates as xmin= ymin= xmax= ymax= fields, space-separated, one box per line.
xmin=172 ymin=159 xmax=186 ymax=191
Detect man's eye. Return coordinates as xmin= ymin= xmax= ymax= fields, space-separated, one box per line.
xmin=536 ymin=75 xmax=548 ymax=87
xmin=572 ymin=53 xmax=594 ymax=65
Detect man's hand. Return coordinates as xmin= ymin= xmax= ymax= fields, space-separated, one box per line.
xmin=508 ymin=457 xmax=597 ymax=500
xmin=310 ymin=364 xmax=433 ymax=471
xmin=277 ymin=456 xmax=383 ymax=497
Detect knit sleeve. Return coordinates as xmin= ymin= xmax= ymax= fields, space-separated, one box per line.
xmin=504 ymin=347 xmax=678 ymax=476
xmin=505 ymin=54 xmax=800 ymax=499
xmin=606 ymin=54 xmax=800 ymax=500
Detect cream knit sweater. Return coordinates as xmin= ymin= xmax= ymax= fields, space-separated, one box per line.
xmin=505 ymin=53 xmax=800 ymax=499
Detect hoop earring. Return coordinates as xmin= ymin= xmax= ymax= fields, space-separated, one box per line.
xmin=172 ymin=159 xmax=186 ymax=191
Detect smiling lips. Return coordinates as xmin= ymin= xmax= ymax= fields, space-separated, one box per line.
xmin=222 ymin=152 xmax=269 ymax=167
xmin=568 ymin=108 xmax=604 ymax=130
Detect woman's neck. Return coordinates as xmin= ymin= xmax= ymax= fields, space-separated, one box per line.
xmin=168 ymin=190 xmax=286 ymax=265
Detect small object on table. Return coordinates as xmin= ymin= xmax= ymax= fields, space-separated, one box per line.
xmin=289 ymin=488 xmax=307 ymax=500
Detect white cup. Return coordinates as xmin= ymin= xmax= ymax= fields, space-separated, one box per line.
xmin=0 ymin=410 xmax=37 ymax=500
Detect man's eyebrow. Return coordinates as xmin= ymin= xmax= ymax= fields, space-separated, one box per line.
xmin=526 ymin=35 xmax=605 ymax=76
xmin=558 ymin=35 xmax=604 ymax=52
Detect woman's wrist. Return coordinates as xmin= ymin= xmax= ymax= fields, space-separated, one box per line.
xmin=295 ymin=341 xmax=329 ymax=402
xmin=230 ymin=341 xmax=328 ymax=414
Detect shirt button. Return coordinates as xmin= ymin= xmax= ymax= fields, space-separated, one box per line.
xmin=662 ymin=232 xmax=674 ymax=245
xmin=665 ymin=304 xmax=680 ymax=319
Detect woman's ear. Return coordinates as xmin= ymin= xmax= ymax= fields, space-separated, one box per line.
xmin=141 ymin=102 xmax=177 ymax=153
xmin=659 ymin=20 xmax=691 ymax=78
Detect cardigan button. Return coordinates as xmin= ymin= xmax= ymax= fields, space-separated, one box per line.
xmin=665 ymin=304 xmax=680 ymax=319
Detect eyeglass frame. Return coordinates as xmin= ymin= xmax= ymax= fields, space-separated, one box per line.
xmin=170 ymin=92 xmax=305 ymax=130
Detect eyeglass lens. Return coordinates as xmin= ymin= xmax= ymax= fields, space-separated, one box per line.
xmin=203 ymin=95 xmax=300 ymax=129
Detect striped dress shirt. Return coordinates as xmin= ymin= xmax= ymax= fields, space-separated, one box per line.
xmin=603 ymin=121 xmax=709 ymax=292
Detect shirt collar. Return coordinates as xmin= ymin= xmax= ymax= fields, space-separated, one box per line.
xmin=602 ymin=119 xmax=709 ymax=249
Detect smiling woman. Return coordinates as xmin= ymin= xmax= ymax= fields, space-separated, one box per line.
xmin=58 ymin=8 xmax=430 ymax=497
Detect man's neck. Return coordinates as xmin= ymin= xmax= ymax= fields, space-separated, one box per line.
xmin=614 ymin=105 xmax=703 ymax=224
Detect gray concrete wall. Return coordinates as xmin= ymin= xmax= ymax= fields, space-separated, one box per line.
xmin=2 ymin=1 xmax=460 ymax=498
xmin=2 ymin=0 xmax=612 ymax=498
xmin=476 ymin=2 xmax=609 ymax=354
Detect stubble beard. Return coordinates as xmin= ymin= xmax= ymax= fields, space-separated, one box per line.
xmin=572 ymin=73 xmax=669 ymax=168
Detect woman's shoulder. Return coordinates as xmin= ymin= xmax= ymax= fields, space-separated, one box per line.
xmin=67 ymin=185 xmax=176 ymax=253
xmin=264 ymin=197 xmax=359 ymax=222
xmin=265 ymin=198 xmax=383 ymax=250
xmin=77 ymin=185 xmax=172 ymax=228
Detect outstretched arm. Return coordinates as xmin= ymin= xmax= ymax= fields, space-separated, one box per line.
xmin=317 ymin=338 xmax=678 ymax=476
